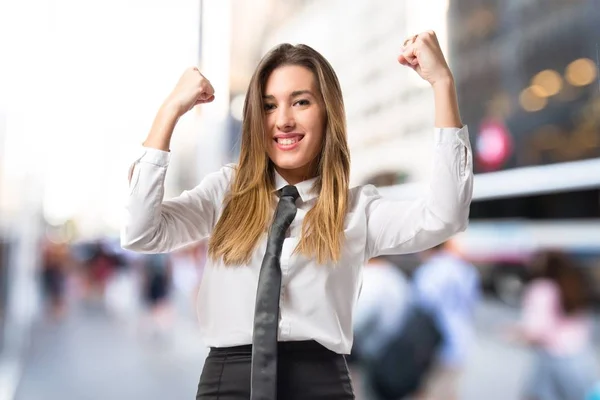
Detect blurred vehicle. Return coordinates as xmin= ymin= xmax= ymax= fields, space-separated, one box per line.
xmin=381 ymin=157 xmax=600 ymax=306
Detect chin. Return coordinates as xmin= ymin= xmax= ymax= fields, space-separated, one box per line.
xmin=272 ymin=157 xmax=307 ymax=171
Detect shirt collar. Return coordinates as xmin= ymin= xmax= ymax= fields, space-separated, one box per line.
xmin=273 ymin=169 xmax=319 ymax=203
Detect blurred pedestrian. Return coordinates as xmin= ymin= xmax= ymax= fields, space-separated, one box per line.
xmin=122 ymin=31 xmax=473 ymax=399
xmin=141 ymin=253 xmax=173 ymax=340
xmin=40 ymin=238 xmax=70 ymax=321
xmin=85 ymin=240 xmax=120 ymax=304
xmin=351 ymin=256 xmax=410 ymax=400
xmin=412 ymin=240 xmax=480 ymax=400
xmin=506 ymin=250 xmax=599 ymax=400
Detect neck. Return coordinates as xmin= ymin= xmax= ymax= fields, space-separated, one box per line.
xmin=275 ymin=165 xmax=316 ymax=185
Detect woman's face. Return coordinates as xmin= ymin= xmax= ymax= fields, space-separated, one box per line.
xmin=263 ymin=65 xmax=325 ymax=184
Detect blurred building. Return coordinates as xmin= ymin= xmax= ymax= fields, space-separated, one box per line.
xmin=446 ymin=0 xmax=600 ymax=218
xmin=0 ymin=107 xmax=44 ymax=382
xmin=449 ymin=0 xmax=600 ymax=173
xmin=0 ymin=110 xmax=7 ymax=352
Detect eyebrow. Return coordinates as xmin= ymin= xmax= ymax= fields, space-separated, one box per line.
xmin=262 ymin=90 xmax=315 ymax=100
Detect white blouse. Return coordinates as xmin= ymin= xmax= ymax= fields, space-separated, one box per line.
xmin=121 ymin=126 xmax=474 ymax=354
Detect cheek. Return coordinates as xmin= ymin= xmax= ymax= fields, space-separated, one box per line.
xmin=264 ymin=116 xmax=275 ymax=141
xmin=305 ymin=110 xmax=325 ymax=138
xmin=264 ymin=115 xmax=275 ymax=130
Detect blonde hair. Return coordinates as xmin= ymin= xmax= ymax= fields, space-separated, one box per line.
xmin=208 ymin=44 xmax=350 ymax=266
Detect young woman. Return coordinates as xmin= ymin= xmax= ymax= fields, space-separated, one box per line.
xmin=507 ymin=251 xmax=598 ymax=400
xmin=122 ymin=31 xmax=473 ymax=400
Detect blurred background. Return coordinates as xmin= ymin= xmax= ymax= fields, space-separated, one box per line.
xmin=0 ymin=0 xmax=599 ymax=399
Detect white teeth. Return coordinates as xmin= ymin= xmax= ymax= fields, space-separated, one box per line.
xmin=277 ymin=138 xmax=298 ymax=145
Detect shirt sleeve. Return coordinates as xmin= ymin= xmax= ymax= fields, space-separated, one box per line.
xmin=120 ymin=146 xmax=233 ymax=253
xmin=364 ymin=126 xmax=473 ymax=258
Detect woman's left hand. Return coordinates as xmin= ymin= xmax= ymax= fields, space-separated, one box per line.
xmin=398 ymin=30 xmax=453 ymax=87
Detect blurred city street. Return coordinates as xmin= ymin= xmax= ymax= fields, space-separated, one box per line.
xmin=11 ymin=297 xmax=598 ymax=400
xmin=14 ymin=300 xmax=209 ymax=400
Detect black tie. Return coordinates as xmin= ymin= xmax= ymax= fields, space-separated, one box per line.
xmin=251 ymin=185 xmax=300 ymax=400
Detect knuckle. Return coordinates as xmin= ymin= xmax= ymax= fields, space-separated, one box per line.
xmin=200 ymin=82 xmax=214 ymax=95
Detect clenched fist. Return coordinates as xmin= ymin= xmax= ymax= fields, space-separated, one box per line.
xmin=165 ymin=67 xmax=215 ymax=117
xmin=398 ymin=31 xmax=453 ymax=86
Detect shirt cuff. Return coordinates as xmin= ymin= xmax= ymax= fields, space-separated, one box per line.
xmin=137 ymin=146 xmax=171 ymax=167
xmin=434 ymin=125 xmax=469 ymax=145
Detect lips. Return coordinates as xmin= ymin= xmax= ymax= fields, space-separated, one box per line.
xmin=273 ymin=134 xmax=304 ymax=151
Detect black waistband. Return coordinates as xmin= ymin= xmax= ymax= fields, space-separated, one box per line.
xmin=209 ymin=340 xmax=334 ymax=355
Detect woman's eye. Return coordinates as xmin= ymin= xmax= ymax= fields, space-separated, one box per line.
xmin=294 ymin=99 xmax=310 ymax=106
xmin=264 ymin=103 xmax=276 ymax=111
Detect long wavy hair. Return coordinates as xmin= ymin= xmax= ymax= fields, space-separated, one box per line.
xmin=208 ymin=43 xmax=350 ymax=266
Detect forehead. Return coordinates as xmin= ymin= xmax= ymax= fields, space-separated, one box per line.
xmin=264 ymin=65 xmax=317 ymax=95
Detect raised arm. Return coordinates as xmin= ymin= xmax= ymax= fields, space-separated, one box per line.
xmin=144 ymin=67 xmax=215 ymax=152
xmin=364 ymin=126 xmax=472 ymax=258
xmin=121 ymin=67 xmax=221 ymax=253
xmin=365 ymin=31 xmax=473 ymax=258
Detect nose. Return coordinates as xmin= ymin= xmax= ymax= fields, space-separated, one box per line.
xmin=276 ymin=106 xmax=295 ymax=132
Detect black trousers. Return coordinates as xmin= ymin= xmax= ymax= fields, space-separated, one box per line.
xmin=196 ymin=340 xmax=355 ymax=399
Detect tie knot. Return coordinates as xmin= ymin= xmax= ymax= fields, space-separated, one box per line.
xmin=280 ymin=185 xmax=300 ymax=201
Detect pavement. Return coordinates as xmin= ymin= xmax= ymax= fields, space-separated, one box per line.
xmin=7 ymin=297 xmax=600 ymax=400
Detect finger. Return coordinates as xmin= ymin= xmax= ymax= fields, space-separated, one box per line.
xmin=195 ymin=94 xmax=215 ymax=105
xmin=201 ymin=83 xmax=215 ymax=97
xmin=399 ymin=44 xmax=417 ymax=65
xmin=201 ymin=95 xmax=215 ymax=104
xmin=398 ymin=53 xmax=411 ymax=67
xmin=398 ymin=57 xmax=419 ymax=69
xmin=398 ymin=56 xmax=418 ymax=71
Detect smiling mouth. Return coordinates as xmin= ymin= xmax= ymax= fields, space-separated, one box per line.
xmin=274 ymin=136 xmax=304 ymax=145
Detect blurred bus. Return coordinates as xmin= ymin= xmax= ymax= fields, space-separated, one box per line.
xmin=380 ymin=157 xmax=600 ymax=306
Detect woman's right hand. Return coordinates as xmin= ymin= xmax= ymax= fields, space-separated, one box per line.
xmin=164 ymin=67 xmax=215 ymax=118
